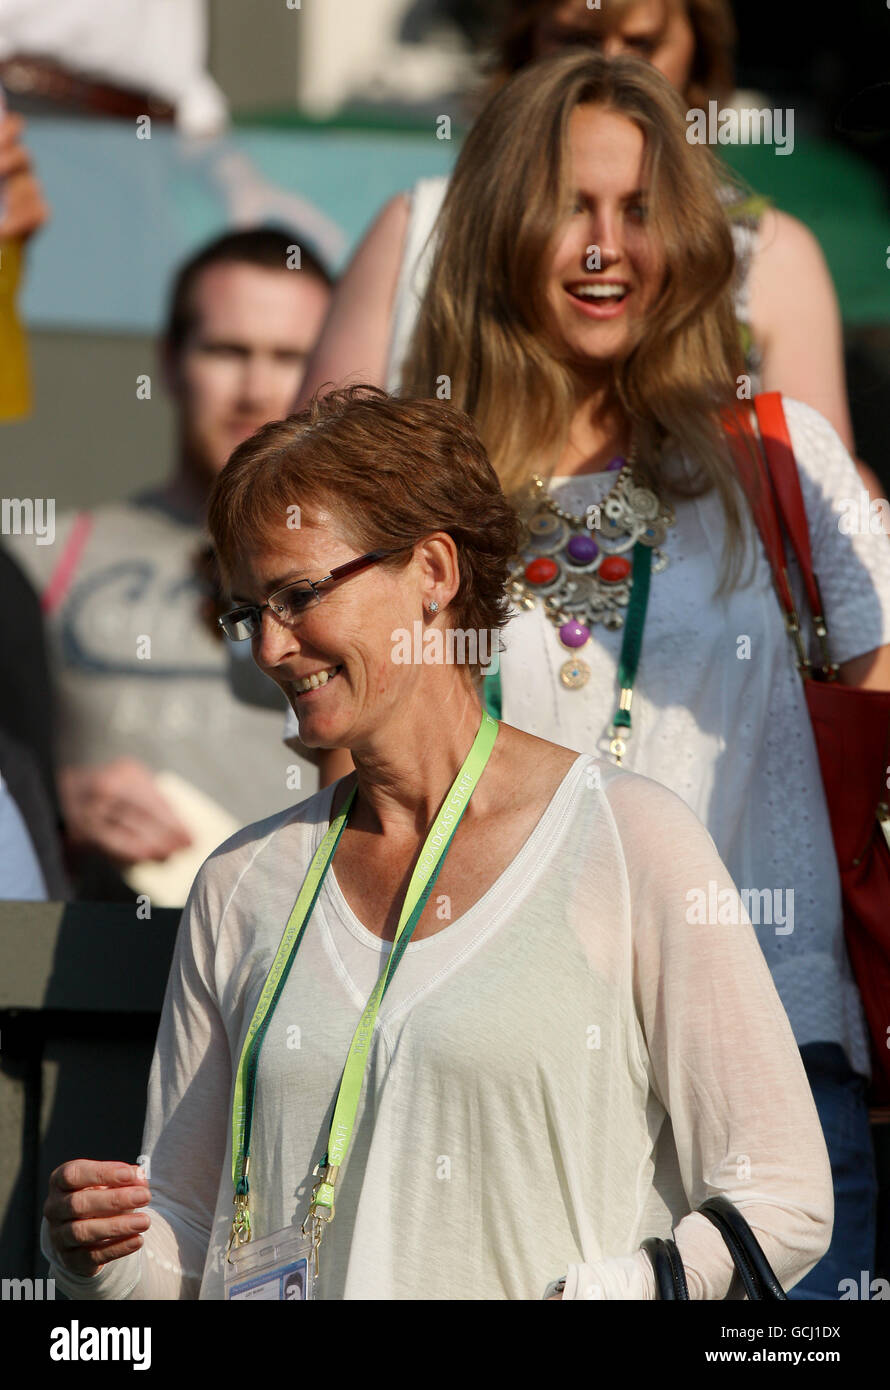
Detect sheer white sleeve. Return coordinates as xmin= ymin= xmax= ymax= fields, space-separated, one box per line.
xmin=562 ymin=771 xmax=833 ymax=1300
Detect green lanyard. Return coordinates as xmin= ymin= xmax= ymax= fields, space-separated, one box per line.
xmin=607 ymin=541 xmax=652 ymax=764
xmin=227 ymin=709 xmax=500 ymax=1259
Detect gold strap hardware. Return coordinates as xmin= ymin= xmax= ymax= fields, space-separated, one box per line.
xmin=783 ymin=609 xmax=810 ymax=675
xmin=810 ymin=573 xmax=839 ymax=679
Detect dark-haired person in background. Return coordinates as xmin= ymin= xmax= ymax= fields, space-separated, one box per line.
xmin=4 ymin=227 xmax=331 ymax=901
xmin=0 ymin=549 xmax=69 ymax=899
xmin=0 ymin=109 xmax=69 ymax=898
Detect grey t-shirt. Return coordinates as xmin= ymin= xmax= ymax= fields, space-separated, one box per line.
xmin=4 ymin=497 xmax=317 ymax=829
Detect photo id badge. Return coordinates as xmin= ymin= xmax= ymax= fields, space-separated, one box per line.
xmin=224 ymin=1223 xmax=317 ymax=1301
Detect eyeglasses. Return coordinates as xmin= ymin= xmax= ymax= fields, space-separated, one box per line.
xmin=218 ymin=548 xmax=408 ymax=641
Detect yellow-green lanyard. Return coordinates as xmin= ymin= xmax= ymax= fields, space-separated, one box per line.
xmin=227 ymin=710 xmax=499 ymax=1265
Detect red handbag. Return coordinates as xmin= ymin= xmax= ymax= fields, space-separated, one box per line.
xmin=726 ymin=392 xmax=890 ymax=1107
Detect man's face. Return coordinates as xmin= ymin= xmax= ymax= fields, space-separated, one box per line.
xmin=169 ymin=261 xmax=330 ymax=479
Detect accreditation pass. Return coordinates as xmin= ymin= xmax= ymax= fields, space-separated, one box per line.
xmin=225 ymin=1224 xmax=317 ymax=1301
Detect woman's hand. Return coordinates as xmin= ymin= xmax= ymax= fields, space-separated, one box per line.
xmin=44 ymin=1160 xmax=152 ymax=1277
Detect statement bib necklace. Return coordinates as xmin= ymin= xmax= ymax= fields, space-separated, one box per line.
xmin=505 ymin=448 xmax=676 ymax=762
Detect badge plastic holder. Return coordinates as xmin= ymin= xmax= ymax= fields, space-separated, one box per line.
xmin=224 ymin=1223 xmax=318 ymax=1301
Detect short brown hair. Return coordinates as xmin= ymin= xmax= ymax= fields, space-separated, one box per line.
xmin=207 ymin=385 xmax=521 ymax=677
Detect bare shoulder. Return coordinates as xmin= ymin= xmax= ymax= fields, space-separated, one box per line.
xmin=330 ymin=191 xmax=411 ymax=297
xmin=752 ymin=208 xmax=831 ymax=281
xmin=358 ymin=191 xmax=411 ymax=261
xmin=294 ymin=191 xmax=412 ymax=404
xmin=491 ymin=724 xmax=582 ymax=801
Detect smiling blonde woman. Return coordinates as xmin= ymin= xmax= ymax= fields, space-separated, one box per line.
xmin=298 ymin=0 xmax=864 ymax=474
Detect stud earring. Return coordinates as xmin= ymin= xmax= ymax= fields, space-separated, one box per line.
xmin=428 ymin=600 xmax=439 ymax=613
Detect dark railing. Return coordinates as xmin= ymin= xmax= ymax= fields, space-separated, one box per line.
xmin=0 ymin=901 xmax=180 ymax=1280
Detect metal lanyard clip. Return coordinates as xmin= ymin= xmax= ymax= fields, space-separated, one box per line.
xmin=226 ymin=1192 xmax=251 ymax=1261
xmin=299 ymin=1161 xmax=340 ymax=1279
xmin=305 ymin=1162 xmax=339 ymax=1223
xmin=227 ymin=1157 xmax=252 ymax=1262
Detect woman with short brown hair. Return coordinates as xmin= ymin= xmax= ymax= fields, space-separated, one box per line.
xmin=40 ymin=384 xmax=831 ymax=1300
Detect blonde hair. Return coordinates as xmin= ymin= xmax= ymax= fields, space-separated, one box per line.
xmin=402 ymin=50 xmax=758 ymax=593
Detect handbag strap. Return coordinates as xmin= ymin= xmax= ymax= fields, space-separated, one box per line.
xmin=752 ymin=393 xmax=836 ymax=677
xmin=41 ymin=511 xmax=93 ymax=617
xmin=722 ymin=401 xmax=795 ymax=614
xmin=642 ymin=1196 xmax=787 ymax=1300
xmin=723 ymin=398 xmax=830 ymax=678
xmin=699 ymin=1195 xmax=788 ymax=1300
xmin=751 ymin=395 xmax=821 ymax=613
xmin=641 ymin=1237 xmax=687 ymax=1300
xmin=664 ymin=1236 xmax=689 ymax=1300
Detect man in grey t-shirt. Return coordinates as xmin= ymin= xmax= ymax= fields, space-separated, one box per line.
xmin=4 ymin=227 xmax=332 ymax=899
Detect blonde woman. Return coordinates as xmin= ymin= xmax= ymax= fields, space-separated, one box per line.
xmin=303 ymin=53 xmax=890 ymax=1299
xmin=297 ymin=0 xmax=873 ymax=489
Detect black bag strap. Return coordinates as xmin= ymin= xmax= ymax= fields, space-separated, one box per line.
xmin=664 ymin=1236 xmax=690 ymax=1299
xmin=699 ymin=1195 xmax=788 ymax=1300
xmin=641 ymin=1237 xmax=685 ymax=1300
xmin=643 ymin=1195 xmax=788 ymax=1300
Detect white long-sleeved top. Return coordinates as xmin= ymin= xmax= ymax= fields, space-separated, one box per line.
xmin=42 ymin=754 xmax=832 ymax=1299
